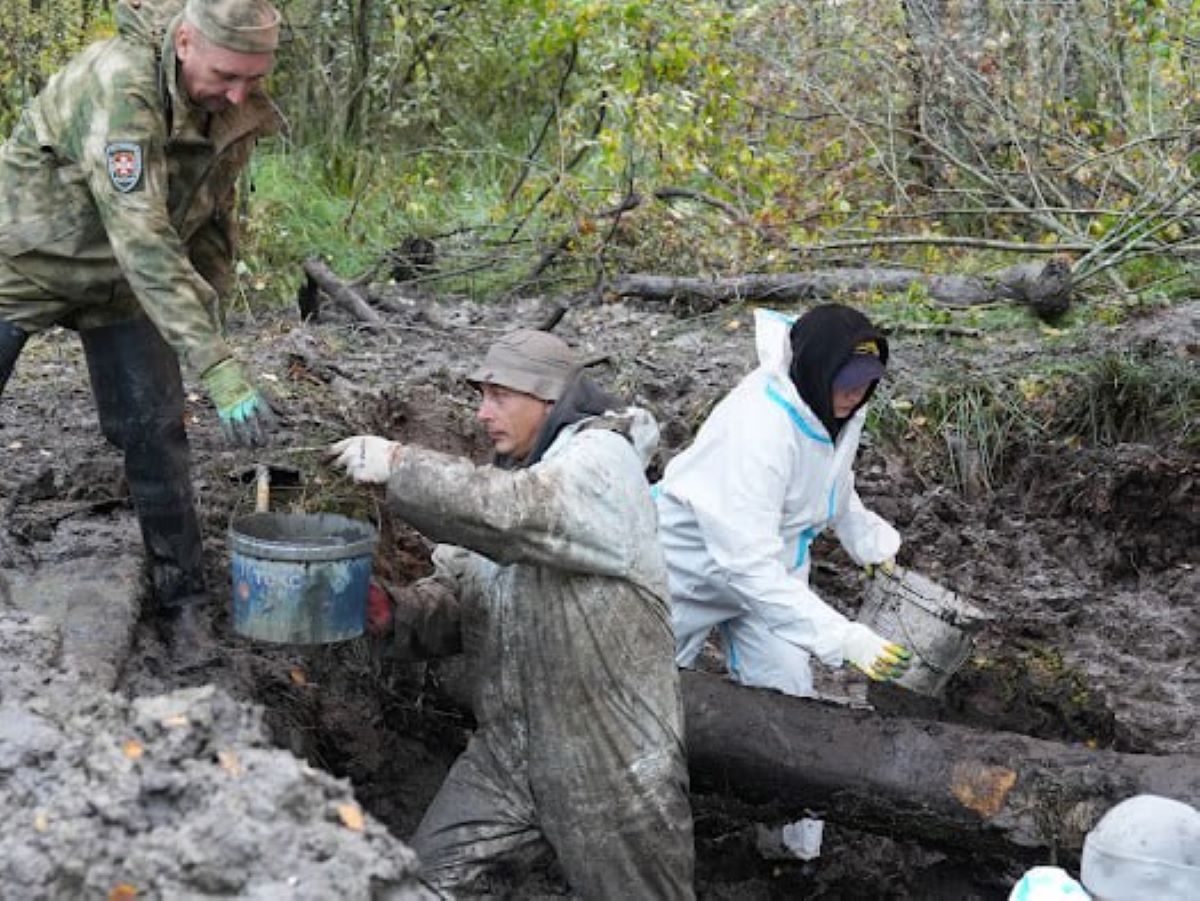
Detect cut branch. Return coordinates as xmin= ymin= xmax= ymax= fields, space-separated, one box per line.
xmin=302 ymin=258 xmax=384 ymax=328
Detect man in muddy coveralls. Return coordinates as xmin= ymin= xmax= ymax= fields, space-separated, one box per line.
xmin=0 ymin=0 xmax=282 ymax=651
xmin=328 ymin=330 xmax=695 ymax=899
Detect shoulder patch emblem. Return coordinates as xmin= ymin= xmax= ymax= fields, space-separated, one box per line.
xmin=106 ymin=142 xmax=143 ymax=193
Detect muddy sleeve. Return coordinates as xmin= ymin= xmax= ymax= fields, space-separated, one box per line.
xmin=78 ymin=88 xmax=232 ymax=374
xmin=386 ymin=433 xmax=649 ymax=580
xmin=389 ymin=578 xmax=463 ymax=660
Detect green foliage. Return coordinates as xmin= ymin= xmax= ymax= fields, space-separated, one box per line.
xmin=241 ymin=142 xmax=520 ymax=300
xmin=0 ymin=1 xmax=114 ymax=134
xmin=875 ymin=346 xmax=1200 ymax=495
xmin=1048 ymin=350 xmax=1199 ymax=450
xmin=7 ymin=1 xmax=1200 ymax=320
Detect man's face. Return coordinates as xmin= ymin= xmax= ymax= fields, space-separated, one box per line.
xmin=477 ymin=383 xmax=552 ymax=461
xmin=175 ymin=23 xmax=274 ymax=113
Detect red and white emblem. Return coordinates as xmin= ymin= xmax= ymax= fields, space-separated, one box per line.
xmin=105 ymin=142 xmax=143 ymax=193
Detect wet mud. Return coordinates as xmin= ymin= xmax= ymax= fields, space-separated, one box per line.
xmin=1 ymin=295 xmax=1196 ymax=898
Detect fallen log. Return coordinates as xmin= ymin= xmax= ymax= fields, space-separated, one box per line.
xmin=682 ymin=671 xmax=1200 ymax=859
xmin=609 ymin=258 xmax=1073 ymax=320
xmin=302 ymin=259 xmax=384 ymax=327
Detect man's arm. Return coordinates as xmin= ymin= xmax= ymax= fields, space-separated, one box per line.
xmin=188 ymin=205 xmax=236 ymax=305
xmin=387 ymin=430 xmax=655 ymax=583
xmin=79 ymin=90 xmax=233 ymax=375
xmin=384 ymin=545 xmax=469 ymax=659
xmin=188 ymin=137 xmax=257 ymax=305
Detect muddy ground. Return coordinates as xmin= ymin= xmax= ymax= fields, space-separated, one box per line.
xmin=1 ymin=289 xmax=1196 ymax=899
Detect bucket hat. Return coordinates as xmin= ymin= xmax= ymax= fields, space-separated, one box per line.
xmin=469 ymin=329 xmax=578 ymax=402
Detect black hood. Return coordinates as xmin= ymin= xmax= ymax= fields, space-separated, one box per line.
xmin=494 ymin=370 xmax=624 ymax=469
xmin=787 ymin=304 xmax=888 ymax=440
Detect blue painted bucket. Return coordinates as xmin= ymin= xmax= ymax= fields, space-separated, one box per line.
xmin=229 ymin=512 xmax=377 ymax=644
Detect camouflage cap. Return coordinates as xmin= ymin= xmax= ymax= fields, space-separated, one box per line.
xmin=469 ymin=329 xmax=578 ymax=401
xmin=184 ymin=0 xmax=281 ymax=54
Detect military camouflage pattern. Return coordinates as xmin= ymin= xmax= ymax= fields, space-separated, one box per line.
xmin=0 ymin=0 xmax=282 ymax=375
xmin=185 ymin=0 xmax=281 ymax=54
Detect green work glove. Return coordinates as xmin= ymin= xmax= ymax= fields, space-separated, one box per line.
xmin=841 ymin=622 xmax=912 ymax=682
xmin=201 ymin=358 xmax=277 ymax=448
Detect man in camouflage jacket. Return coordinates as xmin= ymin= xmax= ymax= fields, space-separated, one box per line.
xmin=0 ymin=0 xmax=283 ymax=652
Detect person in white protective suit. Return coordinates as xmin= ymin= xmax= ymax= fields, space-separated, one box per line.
xmin=1007 ymin=793 xmax=1200 ymax=900
xmin=327 ymin=329 xmax=694 ymax=899
xmin=655 ymin=303 xmax=911 ymax=697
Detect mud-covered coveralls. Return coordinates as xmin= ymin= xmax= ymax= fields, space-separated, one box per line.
xmin=382 ymin=376 xmax=695 ymax=899
xmin=0 ymin=0 xmax=281 ymax=614
xmin=655 ymin=308 xmax=900 ymax=697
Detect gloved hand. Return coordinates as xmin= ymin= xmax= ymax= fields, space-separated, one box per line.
xmin=327 ymin=435 xmax=401 ymax=484
xmin=201 ymin=358 xmax=277 ymax=447
xmin=366 ymin=582 xmax=395 ymax=637
xmin=841 ymin=622 xmax=912 ymax=682
xmin=864 ymin=557 xmax=896 ymax=579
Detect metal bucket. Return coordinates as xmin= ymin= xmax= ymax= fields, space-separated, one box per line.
xmin=857 ymin=566 xmax=989 ymax=696
xmin=229 ymin=512 xmax=377 ymax=644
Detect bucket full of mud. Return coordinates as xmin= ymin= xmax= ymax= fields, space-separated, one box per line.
xmin=857 ymin=566 xmax=988 ymax=697
xmin=229 ymin=513 xmax=378 ymax=644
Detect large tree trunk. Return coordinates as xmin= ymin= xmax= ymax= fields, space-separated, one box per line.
xmin=682 ymin=671 xmax=1200 ymax=858
xmin=608 ymin=258 xmax=1072 ymax=318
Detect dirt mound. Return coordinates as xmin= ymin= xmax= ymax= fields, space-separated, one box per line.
xmin=0 ymin=608 xmax=433 ymax=899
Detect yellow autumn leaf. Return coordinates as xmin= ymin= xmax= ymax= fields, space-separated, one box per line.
xmin=337 ymin=803 xmax=365 ymax=832
xmin=122 ymin=740 xmax=144 ymax=760
xmin=289 ymin=667 xmax=308 ymax=686
xmin=161 ymin=715 xmax=189 ymax=729
xmin=108 ymin=885 xmax=138 ymax=900
xmin=34 ymin=811 xmax=48 ymax=833
xmin=218 ymin=750 xmax=245 ymax=777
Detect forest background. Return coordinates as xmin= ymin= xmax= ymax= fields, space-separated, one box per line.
xmin=2 ymin=0 xmax=1200 ymax=332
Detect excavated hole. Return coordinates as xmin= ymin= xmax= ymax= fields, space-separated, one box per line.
xmin=213 ymin=392 xmax=1157 ymax=898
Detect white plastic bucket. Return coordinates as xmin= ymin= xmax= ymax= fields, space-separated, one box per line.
xmin=857 ymin=566 xmax=988 ymax=696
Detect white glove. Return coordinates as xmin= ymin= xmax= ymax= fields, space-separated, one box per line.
xmin=841 ymin=622 xmax=912 ymax=682
xmin=327 ymin=435 xmax=401 ymax=484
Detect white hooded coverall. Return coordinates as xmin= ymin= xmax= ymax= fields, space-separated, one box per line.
xmin=655 ymin=309 xmax=900 ymax=697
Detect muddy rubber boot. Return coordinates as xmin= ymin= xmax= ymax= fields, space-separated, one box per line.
xmin=0 ymin=318 xmax=28 ymax=398
xmin=81 ymin=317 xmax=215 ymax=669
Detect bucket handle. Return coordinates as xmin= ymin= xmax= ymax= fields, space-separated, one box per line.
xmin=890 ymin=600 xmax=974 ymax=676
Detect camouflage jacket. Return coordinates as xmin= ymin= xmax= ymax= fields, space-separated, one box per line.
xmin=0 ymin=0 xmax=282 ymax=374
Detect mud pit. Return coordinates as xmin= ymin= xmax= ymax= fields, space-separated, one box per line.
xmin=1 ymin=293 xmax=1196 ymax=898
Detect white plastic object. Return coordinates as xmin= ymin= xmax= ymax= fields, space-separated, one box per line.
xmin=1081 ymin=794 xmax=1200 ymax=901
xmin=781 ymin=817 xmax=824 ymax=861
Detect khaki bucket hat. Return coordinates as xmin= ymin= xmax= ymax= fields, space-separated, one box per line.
xmin=469 ymin=329 xmax=578 ymax=401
